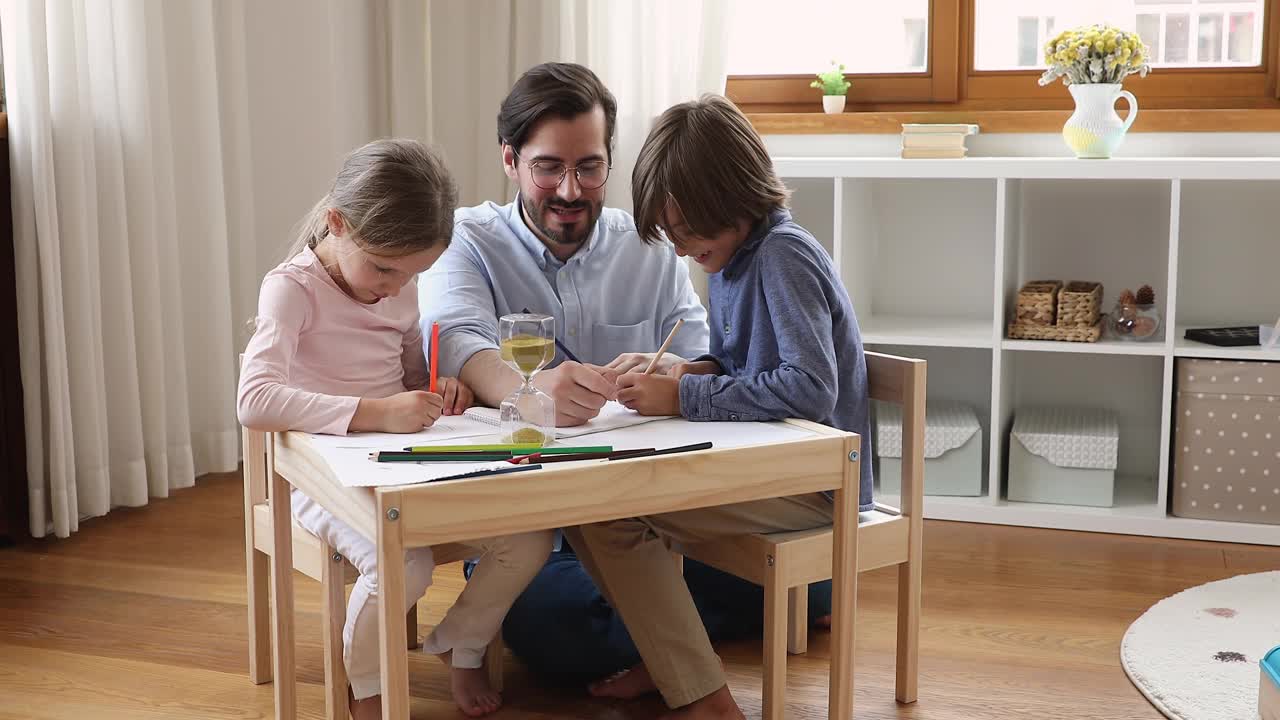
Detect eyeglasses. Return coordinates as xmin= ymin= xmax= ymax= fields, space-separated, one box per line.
xmin=513 ymin=151 xmax=611 ymax=191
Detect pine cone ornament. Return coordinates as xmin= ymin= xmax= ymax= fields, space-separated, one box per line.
xmin=1135 ymin=284 xmax=1155 ymax=306
xmin=1119 ymin=289 xmax=1136 ymax=306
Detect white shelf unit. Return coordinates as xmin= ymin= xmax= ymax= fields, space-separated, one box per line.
xmin=776 ymin=156 xmax=1280 ymax=546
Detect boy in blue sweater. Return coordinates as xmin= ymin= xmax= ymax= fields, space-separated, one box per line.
xmin=573 ymin=95 xmax=873 ymax=719
xmin=617 ymin=94 xmax=873 ymax=510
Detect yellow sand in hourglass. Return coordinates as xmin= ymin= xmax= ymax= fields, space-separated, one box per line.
xmin=499 ymin=335 xmax=555 ymax=376
xmin=497 ymin=313 xmax=557 ymax=446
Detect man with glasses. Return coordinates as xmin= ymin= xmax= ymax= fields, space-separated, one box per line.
xmin=420 ymin=62 xmax=708 ymax=425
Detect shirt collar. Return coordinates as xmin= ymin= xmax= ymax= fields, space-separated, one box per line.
xmin=723 ymin=207 xmax=792 ymax=277
xmin=505 ymin=193 xmax=600 ymax=270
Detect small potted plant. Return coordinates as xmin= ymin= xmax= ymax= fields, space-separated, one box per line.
xmin=810 ymin=61 xmax=852 ymax=114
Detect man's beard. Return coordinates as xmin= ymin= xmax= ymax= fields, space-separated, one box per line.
xmin=522 ymin=193 xmax=600 ymax=247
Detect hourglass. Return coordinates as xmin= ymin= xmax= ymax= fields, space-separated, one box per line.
xmin=498 ymin=313 xmax=556 ymax=445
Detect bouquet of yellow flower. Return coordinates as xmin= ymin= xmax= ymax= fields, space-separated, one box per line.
xmin=1039 ymin=25 xmax=1152 ymax=86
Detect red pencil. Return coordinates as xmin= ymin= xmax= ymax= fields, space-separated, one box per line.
xmin=429 ymin=321 xmax=440 ymax=393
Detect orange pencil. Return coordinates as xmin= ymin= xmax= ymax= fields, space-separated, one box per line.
xmin=429 ymin=321 xmax=440 ymax=393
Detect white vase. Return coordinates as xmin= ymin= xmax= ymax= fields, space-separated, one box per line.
xmin=1062 ymin=83 xmax=1139 ymax=159
xmin=822 ymin=95 xmax=846 ymax=114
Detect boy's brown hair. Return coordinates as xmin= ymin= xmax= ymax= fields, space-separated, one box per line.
xmin=632 ymin=94 xmax=789 ymax=245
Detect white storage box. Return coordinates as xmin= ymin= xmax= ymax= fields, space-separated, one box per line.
xmin=1007 ymin=407 xmax=1118 ymax=507
xmin=878 ymin=401 xmax=984 ymax=497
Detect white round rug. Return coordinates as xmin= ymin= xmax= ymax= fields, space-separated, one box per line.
xmin=1121 ymin=570 xmax=1280 ymax=720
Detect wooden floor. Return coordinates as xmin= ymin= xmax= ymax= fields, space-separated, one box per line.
xmin=1 ymin=472 xmax=1277 ymax=720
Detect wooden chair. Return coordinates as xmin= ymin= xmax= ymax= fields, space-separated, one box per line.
xmin=682 ymin=351 xmax=925 ymax=720
xmin=242 ymin=424 xmax=503 ymax=719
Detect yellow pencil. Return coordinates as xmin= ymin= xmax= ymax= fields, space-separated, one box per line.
xmin=644 ymin=319 xmax=685 ymax=375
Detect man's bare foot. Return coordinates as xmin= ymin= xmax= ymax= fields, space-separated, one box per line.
xmin=349 ymin=687 xmax=381 ymax=720
xmin=436 ymin=651 xmax=502 ymax=717
xmin=658 ymin=685 xmax=745 ymax=720
xmin=816 ymin=614 xmax=832 ymax=629
xmin=588 ymin=662 xmax=658 ymax=700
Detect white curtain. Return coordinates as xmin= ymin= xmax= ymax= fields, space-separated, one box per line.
xmin=1 ymin=0 xmax=723 ymax=538
xmin=0 ymin=0 xmax=431 ymax=537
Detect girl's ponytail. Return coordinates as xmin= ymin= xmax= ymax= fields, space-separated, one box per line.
xmin=283 ymin=193 xmax=333 ymax=262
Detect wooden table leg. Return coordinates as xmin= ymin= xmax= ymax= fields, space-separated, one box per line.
xmin=762 ymin=555 xmax=789 ymax=720
xmin=828 ymin=435 xmax=861 ymax=720
xmin=268 ymin=440 xmax=298 ymax=720
xmin=377 ymin=490 xmax=410 ymax=720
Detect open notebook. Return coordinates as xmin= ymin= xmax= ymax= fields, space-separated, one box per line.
xmin=462 ymin=400 xmax=673 ymax=439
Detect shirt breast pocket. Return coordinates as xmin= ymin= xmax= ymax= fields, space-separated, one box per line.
xmin=593 ymin=320 xmax=657 ymax=361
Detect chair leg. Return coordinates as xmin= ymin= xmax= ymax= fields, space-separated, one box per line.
xmin=762 ymin=556 xmax=788 ymax=720
xmin=321 ymin=544 xmax=348 ymax=720
xmin=787 ymin=585 xmax=809 ymax=655
xmin=406 ymin=603 xmax=420 ymax=650
xmin=268 ymin=470 xmax=298 ymax=719
xmin=896 ymin=556 xmax=922 ymax=703
xmin=486 ymin=632 xmax=505 ymax=692
xmin=246 ymin=546 xmax=274 ymax=684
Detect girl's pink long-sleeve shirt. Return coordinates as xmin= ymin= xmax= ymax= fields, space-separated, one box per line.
xmin=237 ymin=247 xmax=428 ymax=436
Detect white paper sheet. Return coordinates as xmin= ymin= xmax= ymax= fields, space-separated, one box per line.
xmin=308 ymin=415 xmax=503 ymax=451
xmin=309 ymin=443 xmax=515 ymax=488
xmin=464 ymin=400 xmax=673 ymax=439
xmin=573 ymin=418 xmax=815 ymax=450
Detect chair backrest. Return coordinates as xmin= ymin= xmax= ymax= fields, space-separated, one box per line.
xmin=864 ymin=351 xmax=926 ymax=516
xmin=240 ymin=353 xmax=270 ymax=507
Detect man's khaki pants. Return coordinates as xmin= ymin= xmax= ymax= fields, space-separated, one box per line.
xmin=565 ymin=492 xmax=833 ymax=708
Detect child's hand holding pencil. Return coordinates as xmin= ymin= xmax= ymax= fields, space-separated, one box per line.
xmin=616 ymin=373 xmax=681 ymax=415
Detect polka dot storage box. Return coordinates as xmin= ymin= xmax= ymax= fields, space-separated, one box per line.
xmin=1172 ymin=359 xmax=1280 ymax=525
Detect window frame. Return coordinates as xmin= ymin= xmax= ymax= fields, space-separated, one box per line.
xmin=725 ymin=0 xmax=1280 ymax=123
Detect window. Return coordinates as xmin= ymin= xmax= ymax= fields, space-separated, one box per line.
xmin=973 ymin=0 xmax=1265 ymax=68
xmin=726 ymin=0 xmax=1280 ymax=122
xmin=905 ymin=18 xmax=929 ymax=69
xmin=725 ymin=1 xmax=930 ymax=75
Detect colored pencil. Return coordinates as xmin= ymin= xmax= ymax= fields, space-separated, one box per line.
xmin=378 ymin=450 xmax=516 ymax=458
xmin=427 ymin=463 xmax=542 ymax=482
xmin=644 ymin=319 xmax=685 ymax=374
xmin=606 ymin=441 xmax=712 ymax=460
xmin=428 ymin=321 xmax=440 ymax=393
xmin=370 ymin=452 xmax=513 ymax=463
xmin=509 ymin=448 xmax=655 ymax=465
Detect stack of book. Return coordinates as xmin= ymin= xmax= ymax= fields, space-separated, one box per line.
xmin=901 ymin=123 xmax=979 ymax=159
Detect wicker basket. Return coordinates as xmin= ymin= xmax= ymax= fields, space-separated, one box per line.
xmin=1007 ymin=321 xmax=1102 ymax=342
xmin=1015 ymin=280 xmax=1061 ymax=326
xmin=1057 ymin=281 xmax=1102 ymax=327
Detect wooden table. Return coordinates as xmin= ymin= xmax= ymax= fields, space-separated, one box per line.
xmin=265 ymin=418 xmax=862 ymax=720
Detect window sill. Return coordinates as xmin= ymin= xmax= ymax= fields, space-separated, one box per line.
xmin=747 ymin=108 xmax=1280 ymax=135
